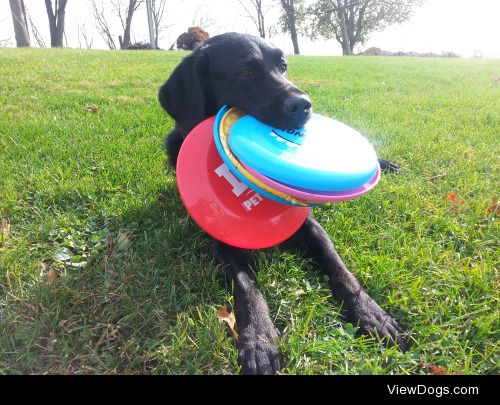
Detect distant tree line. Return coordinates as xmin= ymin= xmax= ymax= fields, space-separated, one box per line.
xmin=7 ymin=0 xmax=426 ymax=55
xmin=240 ymin=0 xmax=426 ymax=55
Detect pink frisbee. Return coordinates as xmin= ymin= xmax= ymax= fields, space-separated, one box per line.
xmin=176 ymin=116 xmax=310 ymax=249
xmin=241 ymin=161 xmax=381 ymax=203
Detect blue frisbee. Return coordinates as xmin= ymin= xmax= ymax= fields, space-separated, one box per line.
xmin=228 ymin=113 xmax=379 ymax=192
xmin=213 ymin=106 xmax=311 ymax=207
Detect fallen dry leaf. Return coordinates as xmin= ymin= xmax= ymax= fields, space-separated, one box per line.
xmin=0 ymin=219 xmax=10 ymax=244
xmin=216 ymin=304 xmax=239 ymax=341
xmin=487 ymin=197 xmax=499 ymax=215
xmin=86 ymin=105 xmax=99 ymax=113
xmin=447 ymin=192 xmax=464 ymax=207
xmin=103 ymin=234 xmax=115 ymax=264
xmin=106 ymin=323 xmax=120 ymax=341
xmin=430 ymin=173 xmax=447 ymax=181
xmin=418 ymin=362 xmax=448 ymax=375
xmin=65 ymin=364 xmax=77 ymax=375
xmin=447 ymin=192 xmax=464 ymax=214
xmin=47 ymin=268 xmax=59 ymax=285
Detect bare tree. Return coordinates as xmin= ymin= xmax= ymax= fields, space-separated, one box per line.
xmin=9 ymin=0 xmax=30 ymax=47
xmin=90 ymin=0 xmax=117 ymax=50
xmin=278 ymin=0 xmax=306 ymax=55
xmin=78 ymin=24 xmax=94 ymax=49
xmin=190 ymin=3 xmax=215 ymax=31
xmin=26 ymin=9 xmax=47 ymax=48
xmin=0 ymin=15 xmax=12 ymax=47
xmin=0 ymin=38 xmax=11 ymax=47
xmin=151 ymin=0 xmax=168 ymax=48
xmin=44 ymin=0 xmax=68 ymax=47
xmin=90 ymin=0 xmax=143 ymax=50
xmin=112 ymin=0 xmax=143 ymax=49
xmin=237 ymin=0 xmax=273 ymax=39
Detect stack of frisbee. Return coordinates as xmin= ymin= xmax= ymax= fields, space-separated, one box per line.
xmin=213 ymin=106 xmax=381 ymax=207
xmin=176 ymin=105 xmax=380 ymax=249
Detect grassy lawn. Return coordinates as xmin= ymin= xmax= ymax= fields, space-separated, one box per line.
xmin=0 ymin=48 xmax=498 ymax=375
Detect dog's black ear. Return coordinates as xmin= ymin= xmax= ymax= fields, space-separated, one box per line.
xmin=159 ymin=48 xmax=208 ymax=135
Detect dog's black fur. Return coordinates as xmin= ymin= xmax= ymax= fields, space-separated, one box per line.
xmin=159 ymin=32 xmax=406 ymax=375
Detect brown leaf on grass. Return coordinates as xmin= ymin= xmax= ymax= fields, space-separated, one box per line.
xmin=65 ymin=364 xmax=77 ymax=375
xmin=0 ymin=219 xmax=10 ymax=244
xmin=492 ymin=76 xmax=500 ymax=82
xmin=418 ymin=362 xmax=448 ymax=375
xmin=106 ymin=323 xmax=120 ymax=341
xmin=487 ymin=197 xmax=499 ymax=215
xmin=447 ymin=192 xmax=464 ymax=207
xmin=103 ymin=234 xmax=115 ymax=264
xmin=216 ymin=305 xmax=239 ymax=341
xmin=47 ymin=268 xmax=60 ymax=285
xmin=426 ymin=365 xmax=448 ymax=375
xmin=86 ymin=105 xmax=99 ymax=113
xmin=95 ymin=323 xmax=121 ymax=349
xmin=430 ymin=173 xmax=447 ymax=181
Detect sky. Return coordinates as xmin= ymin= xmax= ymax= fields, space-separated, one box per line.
xmin=1 ymin=0 xmax=500 ymax=58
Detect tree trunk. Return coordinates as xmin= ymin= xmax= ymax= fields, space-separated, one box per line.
xmin=9 ymin=0 xmax=30 ymax=47
xmin=281 ymin=0 xmax=300 ymax=55
xmin=44 ymin=0 xmax=68 ymax=48
xmin=349 ymin=40 xmax=355 ymax=55
xmin=340 ymin=42 xmax=355 ymax=55
xmin=120 ymin=0 xmax=138 ymax=49
xmin=257 ymin=4 xmax=265 ymax=39
xmin=152 ymin=0 xmax=168 ymax=49
xmin=337 ymin=0 xmax=351 ymax=55
xmin=339 ymin=33 xmax=355 ymax=55
xmin=289 ymin=20 xmax=300 ymax=55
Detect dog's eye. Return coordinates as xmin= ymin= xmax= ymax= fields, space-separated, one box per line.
xmin=279 ymin=59 xmax=288 ymax=74
xmin=239 ymin=67 xmax=256 ymax=79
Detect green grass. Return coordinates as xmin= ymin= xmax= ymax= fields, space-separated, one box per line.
xmin=0 ymin=48 xmax=498 ymax=375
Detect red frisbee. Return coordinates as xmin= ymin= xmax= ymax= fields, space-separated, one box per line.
xmin=176 ymin=116 xmax=310 ymax=249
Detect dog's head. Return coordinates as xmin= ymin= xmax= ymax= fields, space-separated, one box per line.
xmin=159 ymin=32 xmax=311 ymax=136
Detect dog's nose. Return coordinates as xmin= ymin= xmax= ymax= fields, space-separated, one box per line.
xmin=283 ymin=94 xmax=312 ymax=120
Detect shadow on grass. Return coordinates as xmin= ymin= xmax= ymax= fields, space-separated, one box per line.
xmin=1 ymin=177 xmax=237 ymax=374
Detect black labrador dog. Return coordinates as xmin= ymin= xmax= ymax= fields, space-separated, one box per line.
xmin=159 ymin=32 xmax=406 ymax=375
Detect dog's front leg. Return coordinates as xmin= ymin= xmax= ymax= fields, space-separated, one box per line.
xmin=378 ymin=159 xmax=401 ymax=174
xmin=286 ymin=213 xmax=407 ymax=351
xmin=214 ymin=241 xmax=283 ymax=375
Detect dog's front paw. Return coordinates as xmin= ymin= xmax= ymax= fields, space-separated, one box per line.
xmin=378 ymin=159 xmax=401 ymax=174
xmin=237 ymin=327 xmax=283 ymax=375
xmin=346 ymin=290 xmax=408 ymax=352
